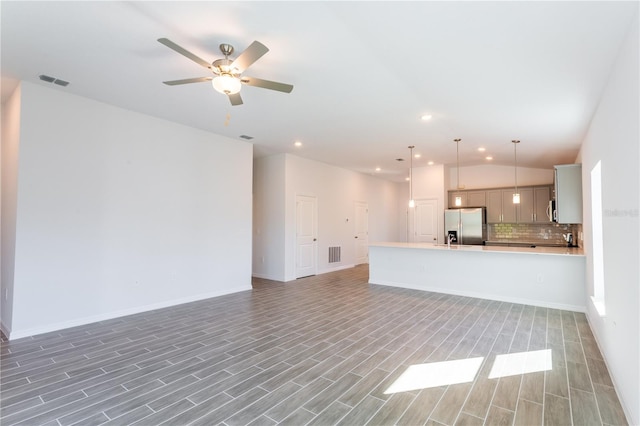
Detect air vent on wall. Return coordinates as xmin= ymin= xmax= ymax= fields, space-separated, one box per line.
xmin=328 ymin=246 xmax=341 ymax=263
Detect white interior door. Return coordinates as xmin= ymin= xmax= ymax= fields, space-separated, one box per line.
xmin=354 ymin=201 xmax=369 ymax=264
xmin=415 ymin=199 xmax=438 ymax=243
xmin=296 ymin=195 xmax=317 ymax=278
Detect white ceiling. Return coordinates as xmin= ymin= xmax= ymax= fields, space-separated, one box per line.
xmin=1 ymin=1 xmax=637 ymax=182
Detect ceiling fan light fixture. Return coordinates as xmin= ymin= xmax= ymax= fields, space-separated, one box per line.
xmin=212 ymin=74 xmax=242 ymax=95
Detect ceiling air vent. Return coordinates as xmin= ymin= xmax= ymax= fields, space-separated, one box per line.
xmin=39 ymin=74 xmax=69 ymax=87
xmin=239 ymin=135 xmax=254 ymax=140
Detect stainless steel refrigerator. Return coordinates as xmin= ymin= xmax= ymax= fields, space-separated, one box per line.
xmin=444 ymin=207 xmax=487 ymax=245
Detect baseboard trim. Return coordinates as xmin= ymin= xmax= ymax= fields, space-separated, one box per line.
xmin=318 ymin=264 xmax=356 ymax=275
xmin=7 ymin=285 xmax=252 ymax=341
xmin=369 ymin=279 xmax=586 ymax=313
xmin=255 ymin=265 xmax=357 ymax=283
xmin=251 ymin=272 xmax=281 ymax=281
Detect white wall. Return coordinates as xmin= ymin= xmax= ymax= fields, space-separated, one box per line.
xmin=578 ymin=10 xmax=639 ymax=424
xmin=0 ymin=84 xmax=21 ymax=335
xmin=253 ymin=153 xmax=402 ymax=282
xmin=447 ymin=164 xmax=554 ymax=190
xmin=4 ymin=82 xmax=253 ymax=339
xmin=252 ymin=155 xmax=286 ymax=280
xmin=407 ymin=164 xmax=446 ymax=243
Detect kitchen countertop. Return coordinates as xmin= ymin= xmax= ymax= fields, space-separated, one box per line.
xmin=369 ymin=242 xmax=585 ymax=256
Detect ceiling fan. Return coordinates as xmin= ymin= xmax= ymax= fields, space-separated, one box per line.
xmin=158 ymin=38 xmax=294 ymax=106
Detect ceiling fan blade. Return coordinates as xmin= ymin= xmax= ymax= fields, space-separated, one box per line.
xmin=162 ymin=77 xmax=212 ymax=86
xmin=241 ymin=76 xmax=294 ymax=93
xmin=231 ymin=41 xmax=269 ymax=73
xmin=228 ymin=93 xmax=243 ymax=106
xmin=158 ymin=38 xmax=212 ymax=69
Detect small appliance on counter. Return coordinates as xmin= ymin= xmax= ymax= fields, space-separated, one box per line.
xmin=444 ymin=207 xmax=487 ymax=245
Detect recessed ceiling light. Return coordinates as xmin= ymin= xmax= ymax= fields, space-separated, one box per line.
xmin=294 ymin=141 xmax=302 ymax=147
xmin=428 ymin=161 xmax=434 ymax=166
xmin=375 ymin=167 xmax=381 ymax=172
xmin=414 ymin=154 xmax=421 ymax=158
xmin=486 ymin=156 xmax=493 ymax=160
xmin=421 ymin=114 xmax=432 ymax=121
xmin=478 ymin=147 xmax=486 ymax=152
xmin=405 ymin=177 xmax=410 ymax=181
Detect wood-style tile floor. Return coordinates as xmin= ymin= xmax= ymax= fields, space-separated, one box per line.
xmin=0 ymin=264 xmax=628 ymax=425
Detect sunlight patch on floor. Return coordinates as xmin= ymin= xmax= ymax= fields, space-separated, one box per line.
xmin=488 ymin=349 xmax=552 ymax=379
xmin=384 ymin=357 xmax=483 ymax=394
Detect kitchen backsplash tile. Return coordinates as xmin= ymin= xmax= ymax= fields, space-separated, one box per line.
xmin=488 ymin=223 xmax=582 ymax=246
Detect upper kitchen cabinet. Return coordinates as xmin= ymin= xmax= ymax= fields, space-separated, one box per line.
xmin=467 ymin=191 xmax=486 ymax=207
xmin=448 ymin=190 xmax=485 ymax=208
xmin=486 ymin=189 xmax=517 ymax=223
xmin=518 ymin=186 xmax=552 ymax=223
xmin=448 ymin=191 xmax=467 ymax=208
xmin=555 ymin=164 xmax=583 ymax=224
xmin=452 ymin=185 xmax=552 ymax=223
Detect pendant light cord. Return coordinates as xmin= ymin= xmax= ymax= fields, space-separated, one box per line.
xmin=454 ymin=139 xmax=461 ymax=189
xmin=513 ymin=140 xmax=520 ymax=194
xmin=408 ymin=146 xmax=414 ymax=206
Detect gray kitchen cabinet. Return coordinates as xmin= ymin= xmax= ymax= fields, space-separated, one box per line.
xmin=467 ymin=190 xmax=486 ymax=207
xmin=487 ymin=189 xmax=517 ymax=223
xmin=452 ymin=185 xmax=550 ymax=224
xmin=518 ymin=188 xmax=535 ymax=223
xmin=555 ymin=164 xmax=582 ymax=224
xmin=448 ymin=191 xmax=467 ymax=208
xmin=517 ymin=186 xmax=550 ymax=223
xmin=486 ymin=190 xmax=503 ymax=223
xmin=502 ymin=190 xmax=517 ymax=222
xmin=534 ymin=186 xmax=552 ymax=222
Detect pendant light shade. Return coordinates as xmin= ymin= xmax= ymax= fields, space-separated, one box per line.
xmin=408 ymin=145 xmax=415 ymax=208
xmin=512 ymin=140 xmax=520 ymax=204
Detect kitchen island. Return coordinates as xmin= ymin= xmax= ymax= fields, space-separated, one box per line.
xmin=369 ymin=242 xmax=586 ymax=311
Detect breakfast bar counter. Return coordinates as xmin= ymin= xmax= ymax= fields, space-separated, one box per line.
xmin=371 ymin=241 xmax=584 ymax=256
xmin=368 ymin=242 xmax=586 ymax=311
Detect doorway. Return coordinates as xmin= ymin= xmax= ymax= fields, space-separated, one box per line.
xmin=414 ymin=199 xmax=438 ymax=243
xmin=295 ymin=194 xmax=317 ymax=278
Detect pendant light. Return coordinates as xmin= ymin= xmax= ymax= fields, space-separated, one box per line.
xmin=408 ymin=145 xmax=415 ymax=208
xmin=512 ymin=140 xmax=521 ymax=204
xmin=454 ymin=138 xmax=462 ymax=207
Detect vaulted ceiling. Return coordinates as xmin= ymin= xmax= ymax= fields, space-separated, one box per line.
xmin=2 ymin=1 xmax=637 ymax=181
